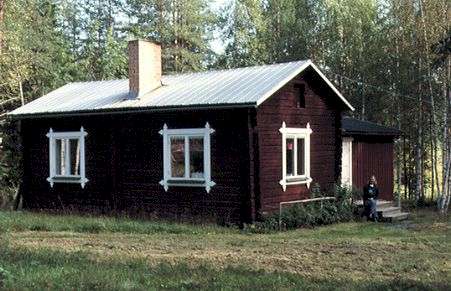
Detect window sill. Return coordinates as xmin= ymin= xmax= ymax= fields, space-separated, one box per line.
xmin=160 ymin=179 xmax=216 ymax=193
xmin=279 ymin=177 xmax=312 ymax=191
xmin=168 ymin=179 xmax=205 ymax=185
xmin=47 ymin=176 xmax=88 ymax=188
xmin=54 ymin=175 xmax=81 ymax=180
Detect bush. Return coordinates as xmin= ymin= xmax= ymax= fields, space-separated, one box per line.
xmin=0 ymin=186 xmax=19 ymax=210
xmin=0 ymin=121 xmax=22 ymax=210
xmin=249 ymin=184 xmax=357 ymax=232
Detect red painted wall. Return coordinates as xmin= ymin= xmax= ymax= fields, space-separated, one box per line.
xmin=20 ymin=109 xmax=253 ymax=224
xmin=255 ymin=68 xmax=346 ymax=214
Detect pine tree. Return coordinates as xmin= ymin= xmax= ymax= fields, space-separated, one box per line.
xmin=79 ymin=0 xmax=127 ymax=80
xmin=125 ymin=0 xmax=215 ymax=73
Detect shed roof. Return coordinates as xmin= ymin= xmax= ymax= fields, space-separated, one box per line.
xmin=342 ymin=117 xmax=401 ymax=137
xmin=9 ymin=60 xmax=354 ymax=117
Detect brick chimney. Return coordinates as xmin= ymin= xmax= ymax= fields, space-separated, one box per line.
xmin=128 ymin=39 xmax=162 ymax=98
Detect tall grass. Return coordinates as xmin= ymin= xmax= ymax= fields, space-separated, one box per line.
xmin=0 ymin=211 xmax=235 ymax=235
xmin=0 ymin=242 xmax=445 ymax=290
xmin=0 ymin=209 xmax=448 ymax=290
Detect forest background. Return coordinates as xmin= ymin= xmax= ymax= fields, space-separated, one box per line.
xmin=0 ymin=0 xmax=449 ymax=211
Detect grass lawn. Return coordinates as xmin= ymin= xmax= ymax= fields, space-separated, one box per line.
xmin=0 ymin=209 xmax=449 ymax=290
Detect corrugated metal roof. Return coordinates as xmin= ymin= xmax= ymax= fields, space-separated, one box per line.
xmin=342 ymin=117 xmax=401 ymax=137
xmin=9 ymin=60 xmax=353 ymax=117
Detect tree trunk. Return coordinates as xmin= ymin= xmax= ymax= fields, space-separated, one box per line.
xmin=430 ymin=135 xmax=435 ymax=201
xmin=402 ymin=135 xmax=410 ymax=199
xmin=415 ymin=57 xmax=423 ymax=204
xmin=395 ymin=38 xmax=402 ymax=207
xmin=419 ymin=0 xmax=440 ymax=202
xmin=0 ymin=0 xmax=4 ymax=53
xmin=19 ymin=80 xmax=24 ymax=106
xmin=440 ymin=56 xmax=450 ymax=213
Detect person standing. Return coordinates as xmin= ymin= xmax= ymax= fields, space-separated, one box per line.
xmin=363 ymin=175 xmax=379 ymax=221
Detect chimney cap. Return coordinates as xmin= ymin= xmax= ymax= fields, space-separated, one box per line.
xmin=128 ymin=38 xmax=162 ymax=46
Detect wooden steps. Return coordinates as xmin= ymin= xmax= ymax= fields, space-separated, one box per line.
xmin=354 ymin=200 xmax=409 ymax=222
xmin=382 ymin=211 xmax=410 ymax=222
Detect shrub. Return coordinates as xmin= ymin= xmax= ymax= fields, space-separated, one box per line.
xmin=0 ymin=121 xmax=22 ymax=210
xmin=334 ymin=184 xmax=360 ymax=221
xmin=250 ymin=184 xmax=357 ymax=232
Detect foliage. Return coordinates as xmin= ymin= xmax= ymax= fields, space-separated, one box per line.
xmin=125 ymin=0 xmax=216 ymax=73
xmin=248 ymin=185 xmax=358 ymax=232
xmin=0 ymin=120 xmax=21 ymax=209
xmin=0 ymin=0 xmax=449 ymax=210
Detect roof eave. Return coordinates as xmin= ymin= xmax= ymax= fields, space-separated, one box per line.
xmin=7 ymin=102 xmax=257 ymax=120
xmin=342 ymin=130 xmax=402 ymax=137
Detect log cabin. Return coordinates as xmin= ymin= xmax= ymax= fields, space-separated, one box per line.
xmin=9 ymin=39 xmax=361 ymax=224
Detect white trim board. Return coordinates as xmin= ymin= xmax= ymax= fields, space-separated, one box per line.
xmin=341 ymin=137 xmax=353 ymax=187
xmin=46 ymin=127 xmax=88 ymax=188
xmin=159 ymin=123 xmax=215 ymax=193
xmin=279 ymin=122 xmax=313 ymax=191
xmin=255 ymin=60 xmax=355 ymax=111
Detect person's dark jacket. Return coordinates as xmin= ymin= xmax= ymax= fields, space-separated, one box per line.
xmin=363 ymin=184 xmax=379 ymax=200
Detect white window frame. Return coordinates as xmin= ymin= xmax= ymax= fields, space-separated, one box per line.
xmin=279 ymin=122 xmax=312 ymax=191
xmin=159 ymin=122 xmax=215 ymax=193
xmin=46 ymin=127 xmax=88 ymax=188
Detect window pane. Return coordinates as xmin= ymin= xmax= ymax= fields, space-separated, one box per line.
xmin=189 ymin=137 xmax=204 ymax=178
xmin=286 ymin=138 xmax=294 ymax=176
xmin=70 ymin=139 xmax=80 ymax=176
xmin=55 ymin=139 xmax=63 ymax=175
xmin=170 ymin=137 xmax=185 ymax=177
xmin=297 ymin=138 xmax=305 ymax=175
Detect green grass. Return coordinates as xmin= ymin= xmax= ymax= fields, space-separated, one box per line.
xmin=0 ymin=211 xmax=233 ymax=235
xmin=0 ymin=209 xmax=449 ymax=290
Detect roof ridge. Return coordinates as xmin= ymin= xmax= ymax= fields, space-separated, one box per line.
xmin=68 ymin=79 xmax=127 ymax=84
xmin=165 ymin=60 xmax=310 ymax=78
xmin=61 ymin=60 xmax=311 ymax=85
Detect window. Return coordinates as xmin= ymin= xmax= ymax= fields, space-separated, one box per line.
xmin=159 ymin=123 xmax=215 ymax=192
xmin=294 ymin=84 xmax=305 ymax=108
xmin=279 ymin=122 xmax=312 ymax=191
xmin=46 ymin=127 xmax=88 ymax=188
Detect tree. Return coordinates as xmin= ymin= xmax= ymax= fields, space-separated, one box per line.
xmin=79 ymin=0 xmax=127 ymax=80
xmin=125 ymin=0 xmax=215 ymax=73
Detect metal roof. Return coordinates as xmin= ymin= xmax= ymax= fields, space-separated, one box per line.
xmin=342 ymin=117 xmax=401 ymax=137
xmin=9 ymin=60 xmax=354 ymax=117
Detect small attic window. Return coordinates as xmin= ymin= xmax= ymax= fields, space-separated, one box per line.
xmin=294 ymin=84 xmax=305 ymax=108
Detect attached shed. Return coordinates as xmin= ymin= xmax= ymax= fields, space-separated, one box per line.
xmin=341 ymin=117 xmax=401 ymax=201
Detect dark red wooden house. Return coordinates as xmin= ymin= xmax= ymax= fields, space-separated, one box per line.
xmin=341 ymin=117 xmax=401 ymax=201
xmin=9 ymin=39 xmax=360 ymax=223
